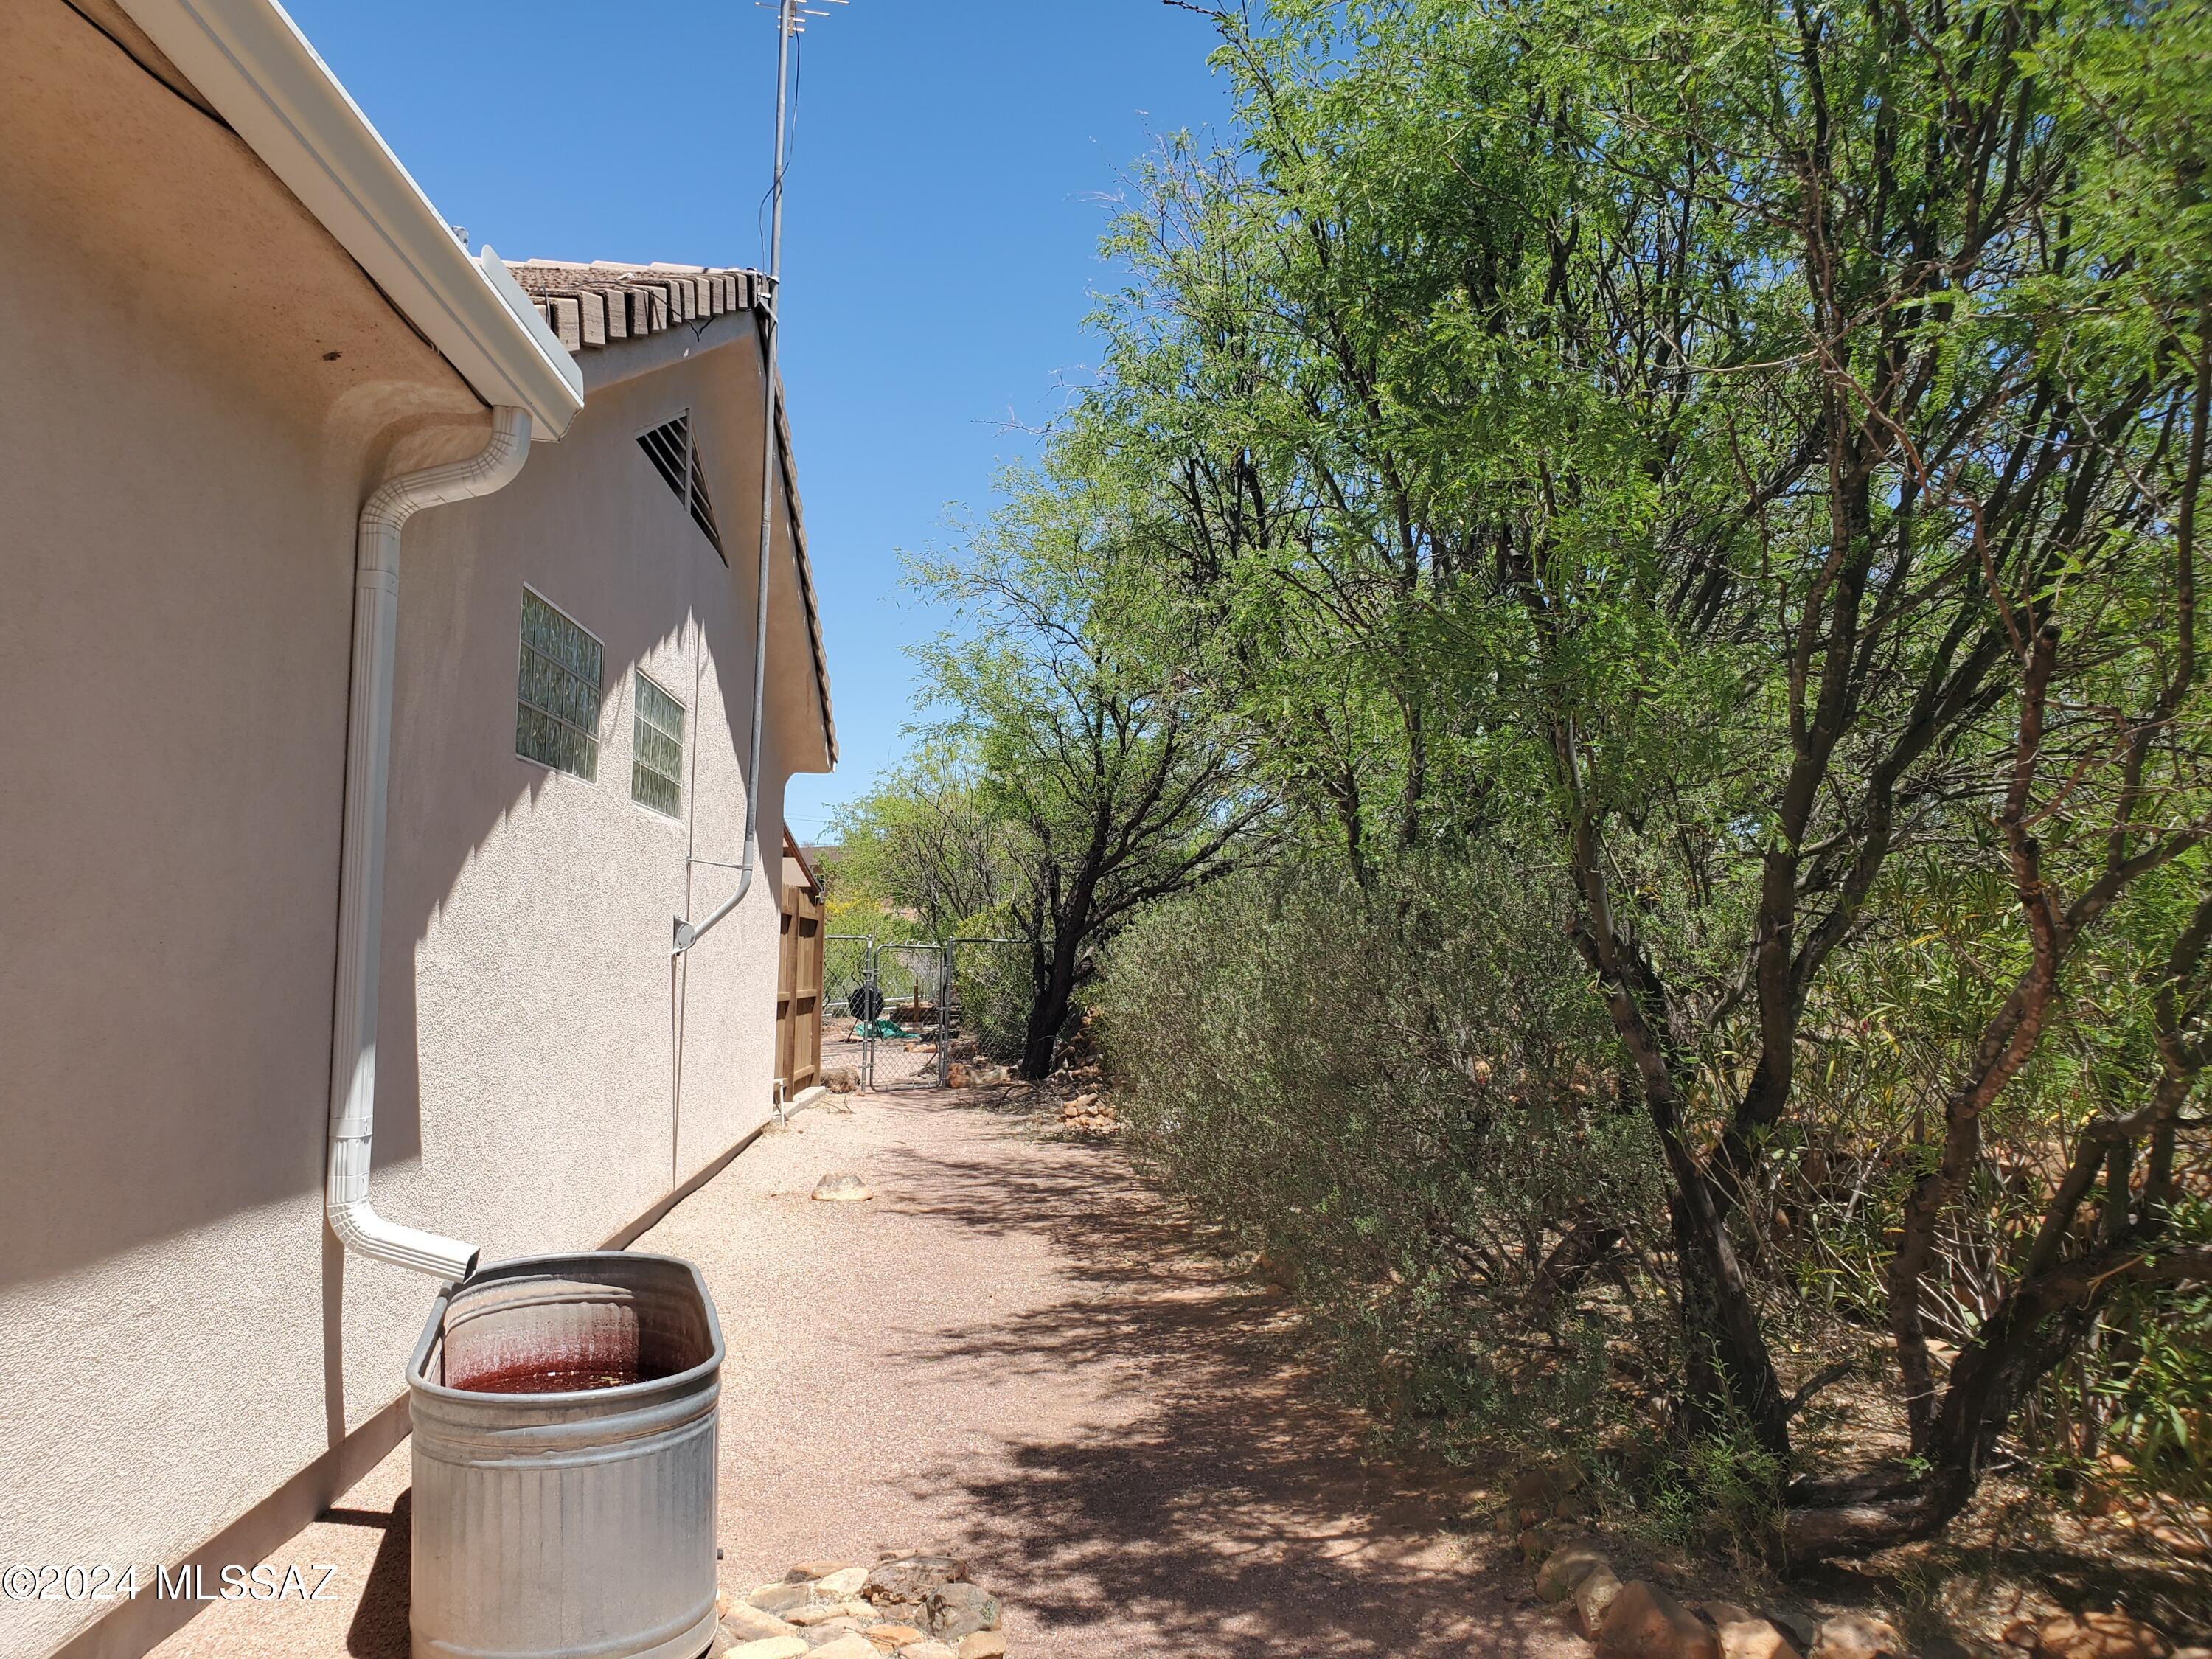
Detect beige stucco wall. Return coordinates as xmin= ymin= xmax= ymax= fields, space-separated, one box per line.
xmin=346 ymin=335 xmax=820 ymax=1425
xmin=0 ymin=8 xmax=829 ymax=1655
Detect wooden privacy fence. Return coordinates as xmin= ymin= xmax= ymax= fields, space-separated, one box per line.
xmin=775 ymin=835 xmax=824 ymax=1099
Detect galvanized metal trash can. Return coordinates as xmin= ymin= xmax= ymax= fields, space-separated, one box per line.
xmin=406 ymin=1252 xmax=725 ymax=1659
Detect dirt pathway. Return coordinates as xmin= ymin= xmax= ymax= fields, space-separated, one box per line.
xmin=156 ymin=1088 xmax=1575 ymax=1658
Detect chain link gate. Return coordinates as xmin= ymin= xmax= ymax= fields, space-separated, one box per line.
xmin=870 ymin=942 xmax=948 ymax=1088
xmin=818 ymin=936 xmax=1032 ymax=1091
xmin=823 ymin=933 xmax=877 ymax=1088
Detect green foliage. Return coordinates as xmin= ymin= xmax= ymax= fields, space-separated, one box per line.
xmin=1096 ymin=860 xmax=1670 ymax=1455
xmin=1066 ymin=0 xmax=2212 ymax=1554
xmin=905 ymin=464 xmax=1273 ymax=1074
xmin=826 ymin=738 xmax=1009 ymax=941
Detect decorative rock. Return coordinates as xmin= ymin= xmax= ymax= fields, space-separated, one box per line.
xmin=804 ymin=1637 xmax=882 ymax=1659
xmin=956 ymin=1635 xmax=1009 ymax=1659
xmin=1512 ymin=1466 xmax=1564 ymax=1506
xmin=813 ymin=1568 xmax=871 ymax=1598
xmin=926 ymin=1581 xmax=1002 ymax=1641
xmin=866 ymin=1624 xmax=928 ymax=1648
xmin=1721 ymin=1618 xmax=1804 ymax=1659
xmin=1597 ymin=1582 xmax=1722 ymax=1659
xmin=1535 ymin=1542 xmax=1609 ymax=1603
xmin=862 ymin=1556 xmax=968 ymax=1610
xmin=1809 ymin=1613 xmax=1908 ymax=1658
xmin=724 ymin=1641 xmax=810 ymax=1659
xmin=788 ymin=1561 xmax=860 ymax=1582
xmin=900 ymin=1644 xmax=957 ymax=1659
xmin=2031 ymin=1613 xmax=2173 ymax=1659
xmin=1574 ymin=1564 xmax=1627 ymax=1639
xmin=751 ymin=1583 xmax=821 ymax=1617
xmin=1700 ymin=1602 xmax=1759 ymax=1630
xmin=813 ymin=1172 xmax=874 ymax=1203
xmin=790 ymin=1604 xmax=858 ymax=1627
xmin=726 ymin=1604 xmax=806 ymax=1642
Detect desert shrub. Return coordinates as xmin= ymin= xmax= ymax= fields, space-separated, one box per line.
xmin=1095 ymin=858 xmax=1672 ymax=1457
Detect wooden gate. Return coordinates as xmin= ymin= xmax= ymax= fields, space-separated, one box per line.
xmin=775 ymin=835 xmax=824 ymax=1097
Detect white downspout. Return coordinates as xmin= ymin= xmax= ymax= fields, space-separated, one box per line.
xmin=327 ymin=408 xmax=532 ymax=1280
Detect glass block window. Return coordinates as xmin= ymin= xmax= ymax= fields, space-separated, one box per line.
xmin=515 ymin=588 xmax=602 ymax=780
xmin=631 ymin=670 xmax=685 ymax=818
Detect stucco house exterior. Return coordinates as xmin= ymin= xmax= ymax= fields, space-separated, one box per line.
xmin=0 ymin=3 xmax=833 ymax=1655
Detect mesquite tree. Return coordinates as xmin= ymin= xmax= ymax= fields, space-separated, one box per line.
xmin=909 ymin=467 xmax=1271 ymax=1079
xmin=1091 ymin=0 xmax=2212 ymax=1554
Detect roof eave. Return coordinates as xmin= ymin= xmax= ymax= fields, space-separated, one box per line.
xmin=114 ymin=0 xmax=585 ymax=440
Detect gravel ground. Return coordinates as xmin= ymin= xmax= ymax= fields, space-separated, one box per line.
xmin=155 ymin=1088 xmax=1574 ymax=1658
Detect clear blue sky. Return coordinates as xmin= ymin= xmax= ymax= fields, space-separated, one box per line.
xmin=282 ymin=0 xmax=1234 ymax=841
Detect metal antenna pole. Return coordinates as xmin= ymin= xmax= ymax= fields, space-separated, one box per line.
xmin=672 ymin=0 xmax=844 ymax=956
xmin=742 ymin=0 xmax=794 ymax=872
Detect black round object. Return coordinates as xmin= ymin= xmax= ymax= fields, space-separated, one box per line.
xmin=848 ymin=984 xmax=885 ymax=1023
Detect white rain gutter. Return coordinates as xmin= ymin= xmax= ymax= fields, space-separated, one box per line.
xmin=115 ymin=0 xmax=584 ymax=438
xmin=327 ymin=409 xmax=533 ymax=1280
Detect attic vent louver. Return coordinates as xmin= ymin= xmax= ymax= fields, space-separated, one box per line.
xmin=638 ymin=414 xmax=726 ymax=563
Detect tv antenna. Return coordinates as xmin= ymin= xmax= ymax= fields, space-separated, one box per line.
xmin=676 ymin=0 xmax=849 ymax=956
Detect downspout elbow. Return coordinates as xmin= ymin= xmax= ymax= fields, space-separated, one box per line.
xmin=327 ymin=408 xmax=532 ymax=1281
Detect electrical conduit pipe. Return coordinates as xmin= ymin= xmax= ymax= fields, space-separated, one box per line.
xmin=674 ymin=4 xmax=797 ymax=959
xmin=327 ymin=408 xmax=533 ymax=1280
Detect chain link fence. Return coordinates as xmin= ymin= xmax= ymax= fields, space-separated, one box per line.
xmin=817 ymin=936 xmax=1034 ymax=1091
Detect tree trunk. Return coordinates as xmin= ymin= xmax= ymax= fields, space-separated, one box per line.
xmin=1784 ymin=1240 xmax=2212 ymax=1558
xmin=1018 ymin=969 xmax=1074 ymax=1080
xmin=1670 ymin=1180 xmax=1793 ymax=1463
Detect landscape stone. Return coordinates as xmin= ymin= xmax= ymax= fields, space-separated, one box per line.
xmin=1536 ymin=1541 xmax=1609 ymax=1602
xmin=726 ymin=1604 xmax=806 ymax=1642
xmin=1512 ymin=1466 xmax=1564 ymax=1506
xmin=1721 ymin=1618 xmax=1804 ymax=1659
xmin=751 ymin=1583 xmax=820 ymax=1617
xmin=863 ymin=1555 xmax=968 ymax=1610
xmin=1597 ymin=1581 xmax=1722 ymax=1659
xmin=788 ymin=1561 xmax=860 ymax=1582
xmin=899 ymin=1644 xmax=957 ymax=1659
xmin=1700 ymin=1602 xmax=1759 ymax=1630
xmin=866 ymin=1624 xmax=928 ymax=1647
xmin=1574 ymin=1564 xmax=1627 ymax=1639
xmin=804 ymin=1637 xmax=882 ymax=1659
xmin=926 ymin=1580 xmax=1002 ymax=1641
xmin=813 ymin=1172 xmax=874 ymax=1203
xmin=724 ymin=1641 xmax=810 ymax=1659
xmin=790 ymin=1604 xmax=856 ymax=1626
xmin=814 ymin=1568 xmax=871 ymax=1598
xmin=2031 ymin=1613 xmax=2174 ymax=1659
xmin=956 ymin=1634 xmax=1009 ymax=1659
xmin=1809 ymin=1613 xmax=1909 ymax=1658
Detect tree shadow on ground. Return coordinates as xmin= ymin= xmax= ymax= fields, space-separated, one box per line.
xmin=856 ymin=1101 xmax=1576 ymax=1659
